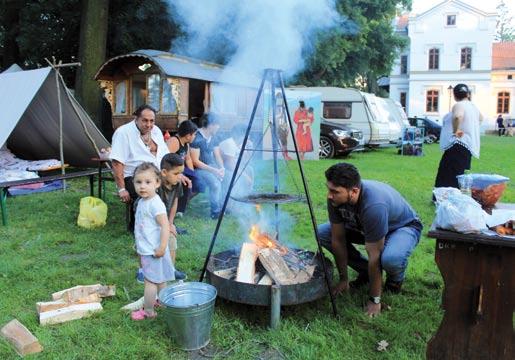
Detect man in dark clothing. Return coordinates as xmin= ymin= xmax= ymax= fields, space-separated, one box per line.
xmin=317 ymin=163 xmax=422 ymax=317
xmin=496 ymin=114 xmax=505 ymax=136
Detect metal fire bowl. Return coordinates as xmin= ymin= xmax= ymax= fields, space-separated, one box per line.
xmin=230 ymin=192 xmax=305 ymax=204
xmin=206 ymin=248 xmax=333 ymax=306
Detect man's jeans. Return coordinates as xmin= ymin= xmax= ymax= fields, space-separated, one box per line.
xmin=196 ymin=169 xmax=222 ymax=214
xmin=317 ymin=223 xmax=421 ymax=282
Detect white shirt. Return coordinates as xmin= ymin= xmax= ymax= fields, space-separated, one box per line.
xmin=219 ymin=137 xmax=240 ymax=158
xmin=110 ymin=121 xmax=169 ymax=178
xmin=134 ymin=195 xmax=167 ymax=255
xmin=439 ymin=112 xmax=453 ymax=152
xmin=443 ymin=100 xmax=482 ymax=158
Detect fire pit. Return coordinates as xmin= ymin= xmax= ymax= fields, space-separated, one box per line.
xmin=206 ymin=248 xmax=332 ymax=306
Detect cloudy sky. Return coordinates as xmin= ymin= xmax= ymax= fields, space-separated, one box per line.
xmin=411 ymin=0 xmax=515 ymax=17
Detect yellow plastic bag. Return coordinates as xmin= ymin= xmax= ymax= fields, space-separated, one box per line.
xmin=77 ymin=196 xmax=107 ymax=228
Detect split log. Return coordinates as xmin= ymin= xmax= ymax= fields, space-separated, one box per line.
xmin=258 ymin=248 xmax=295 ymax=285
xmin=213 ymin=267 xmax=236 ymax=279
xmin=1 ymin=319 xmax=43 ymax=356
xmin=257 ymin=274 xmax=273 ymax=285
xmin=292 ymin=265 xmax=316 ymax=284
xmin=236 ymin=243 xmax=259 ymax=284
xmin=37 ymin=293 xmax=101 ymax=314
xmin=39 ymin=302 xmax=103 ymax=326
xmin=52 ymin=284 xmax=115 ymax=301
xmin=120 ymin=297 xmax=144 ymax=311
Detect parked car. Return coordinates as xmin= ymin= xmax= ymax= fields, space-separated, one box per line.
xmin=408 ymin=117 xmax=442 ymax=144
xmin=319 ymin=120 xmax=363 ymax=159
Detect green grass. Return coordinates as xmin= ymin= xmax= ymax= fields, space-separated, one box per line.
xmin=0 ymin=135 xmax=513 ymax=359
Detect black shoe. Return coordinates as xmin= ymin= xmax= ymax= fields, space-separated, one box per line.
xmin=384 ymin=280 xmax=403 ymax=294
xmin=174 ymin=269 xmax=187 ymax=280
xmin=175 ymin=226 xmax=188 ymax=235
xmin=349 ymin=274 xmax=369 ymax=289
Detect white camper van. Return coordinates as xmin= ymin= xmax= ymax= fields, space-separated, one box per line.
xmin=288 ymin=87 xmax=391 ymax=147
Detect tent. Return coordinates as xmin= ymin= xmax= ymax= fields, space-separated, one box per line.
xmin=0 ymin=66 xmax=110 ymax=168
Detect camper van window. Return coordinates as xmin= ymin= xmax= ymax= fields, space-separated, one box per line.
xmin=114 ymin=81 xmax=127 ymax=114
xmin=132 ymin=74 xmax=147 ymax=113
xmin=147 ymin=74 xmax=161 ymax=111
xmin=323 ymin=102 xmax=351 ymax=119
xmin=162 ymin=79 xmax=178 ymax=114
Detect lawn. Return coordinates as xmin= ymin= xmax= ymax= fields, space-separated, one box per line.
xmin=0 ymin=135 xmax=513 ymax=359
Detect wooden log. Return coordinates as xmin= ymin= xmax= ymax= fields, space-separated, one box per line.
xmin=292 ymin=265 xmax=316 ymax=284
xmin=258 ymin=274 xmax=273 ymax=285
xmin=258 ymin=248 xmax=295 ymax=285
xmin=39 ymin=303 xmax=103 ymax=326
xmin=37 ymin=293 xmax=101 ymax=314
xmin=52 ymin=284 xmax=115 ymax=301
xmin=1 ymin=319 xmax=43 ymax=356
xmin=120 ymin=297 xmax=144 ymax=311
xmin=236 ymin=243 xmax=259 ymax=284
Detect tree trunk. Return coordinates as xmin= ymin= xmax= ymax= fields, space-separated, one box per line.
xmin=75 ymin=0 xmax=109 ymax=127
xmin=2 ymin=0 xmax=22 ymax=68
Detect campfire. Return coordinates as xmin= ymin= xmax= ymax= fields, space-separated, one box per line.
xmin=213 ymin=225 xmax=316 ymax=286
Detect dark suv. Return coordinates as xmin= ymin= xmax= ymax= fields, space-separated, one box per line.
xmin=319 ymin=120 xmax=363 ymax=158
xmin=408 ymin=117 xmax=442 ymax=144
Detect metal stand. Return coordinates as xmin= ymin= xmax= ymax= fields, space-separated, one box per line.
xmin=199 ymin=69 xmax=338 ymax=317
xmin=270 ymin=285 xmax=281 ymax=329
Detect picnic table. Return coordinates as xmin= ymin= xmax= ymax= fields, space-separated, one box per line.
xmin=0 ymin=168 xmax=111 ymax=226
xmin=426 ymin=206 xmax=515 ymax=360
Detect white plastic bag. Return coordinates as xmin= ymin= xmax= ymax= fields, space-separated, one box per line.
xmin=433 ymin=188 xmax=488 ymax=233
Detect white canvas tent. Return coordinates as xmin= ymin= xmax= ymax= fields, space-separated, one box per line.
xmin=0 ymin=66 xmax=110 ymax=168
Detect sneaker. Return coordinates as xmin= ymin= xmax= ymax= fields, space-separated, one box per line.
xmin=175 ymin=226 xmax=188 ymax=235
xmin=136 ymin=268 xmax=144 ymax=284
xmin=384 ymin=280 xmax=403 ymax=294
xmin=349 ymin=274 xmax=369 ymax=289
xmin=174 ymin=269 xmax=187 ymax=280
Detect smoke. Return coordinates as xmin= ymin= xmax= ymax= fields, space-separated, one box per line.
xmin=169 ymin=0 xmax=346 ymax=83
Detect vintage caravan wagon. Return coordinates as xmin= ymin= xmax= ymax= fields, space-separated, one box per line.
xmin=95 ymin=49 xmax=258 ymax=131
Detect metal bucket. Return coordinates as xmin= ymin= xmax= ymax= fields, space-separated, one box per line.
xmin=159 ymin=282 xmax=217 ymax=351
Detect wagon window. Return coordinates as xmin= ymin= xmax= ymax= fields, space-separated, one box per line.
xmin=147 ymin=74 xmax=161 ymax=111
xmin=162 ymin=79 xmax=178 ymax=114
xmin=323 ymin=102 xmax=352 ymax=119
xmin=114 ymin=81 xmax=127 ymax=114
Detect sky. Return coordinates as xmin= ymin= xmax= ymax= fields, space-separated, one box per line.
xmin=411 ymin=0 xmax=515 ymax=17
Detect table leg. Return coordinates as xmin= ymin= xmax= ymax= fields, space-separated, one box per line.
xmin=98 ymin=165 xmax=102 ymax=199
xmin=1 ymin=188 xmax=7 ymax=226
xmin=89 ymin=175 xmax=94 ymax=197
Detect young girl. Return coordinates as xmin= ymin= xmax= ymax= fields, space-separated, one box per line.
xmin=131 ymin=162 xmax=175 ymax=320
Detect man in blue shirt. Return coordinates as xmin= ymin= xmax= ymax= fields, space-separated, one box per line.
xmin=317 ymin=163 xmax=422 ymax=317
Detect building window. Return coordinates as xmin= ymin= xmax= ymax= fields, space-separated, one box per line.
xmin=460 ymin=47 xmax=472 ymax=69
xmin=447 ymin=15 xmax=456 ymax=26
xmin=323 ymin=102 xmax=352 ymax=119
xmin=400 ymin=92 xmax=407 ymax=111
xmin=161 ymin=80 xmax=178 ymax=114
xmin=400 ymin=55 xmax=408 ymax=74
xmin=114 ymin=81 xmax=127 ymax=114
xmin=497 ymin=92 xmax=510 ymax=114
xmin=426 ymin=90 xmax=439 ymax=113
xmin=508 ymin=74 xmax=513 ymax=80
xmin=428 ymin=48 xmax=439 ymax=70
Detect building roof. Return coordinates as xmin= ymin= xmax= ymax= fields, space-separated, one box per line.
xmin=395 ymin=14 xmax=409 ymax=31
xmin=413 ymin=0 xmax=496 ymax=20
xmin=492 ymin=42 xmax=515 ymax=70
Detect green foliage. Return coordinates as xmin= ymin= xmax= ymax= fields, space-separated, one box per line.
xmin=294 ymin=0 xmax=411 ymax=91
xmin=496 ymin=0 xmax=515 ymax=42
xmin=0 ymin=135 xmax=513 ymax=359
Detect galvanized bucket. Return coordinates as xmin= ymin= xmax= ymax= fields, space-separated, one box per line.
xmin=159 ymin=282 xmax=217 ymax=350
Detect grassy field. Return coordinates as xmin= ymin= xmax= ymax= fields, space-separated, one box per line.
xmin=0 ymin=135 xmax=513 ymax=359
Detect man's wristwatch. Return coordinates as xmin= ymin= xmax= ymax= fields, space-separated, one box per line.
xmin=369 ymin=296 xmax=381 ymax=304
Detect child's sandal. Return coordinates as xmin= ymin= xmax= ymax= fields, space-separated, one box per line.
xmin=131 ymin=309 xmax=157 ymax=321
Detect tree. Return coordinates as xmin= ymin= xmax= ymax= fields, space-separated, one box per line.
xmin=293 ymin=0 xmax=411 ymax=93
xmin=75 ymin=0 xmax=109 ymax=127
xmin=496 ymin=0 xmax=515 ymax=42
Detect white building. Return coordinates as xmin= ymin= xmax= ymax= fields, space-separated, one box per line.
xmin=389 ymin=0 xmax=515 ymax=129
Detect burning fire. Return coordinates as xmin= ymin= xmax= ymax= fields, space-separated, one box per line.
xmin=248 ymin=225 xmax=287 ymax=255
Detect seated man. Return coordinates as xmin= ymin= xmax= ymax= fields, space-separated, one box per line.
xmin=317 ymin=163 xmax=422 ymax=317
xmin=190 ymin=114 xmax=225 ymax=219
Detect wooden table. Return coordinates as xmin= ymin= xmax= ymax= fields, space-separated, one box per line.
xmin=90 ymin=158 xmax=114 ymax=200
xmin=427 ymin=224 xmax=515 ymax=359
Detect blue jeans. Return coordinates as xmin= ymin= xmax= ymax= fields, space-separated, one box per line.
xmin=196 ymin=169 xmax=222 ymax=214
xmin=317 ymin=222 xmax=421 ymax=282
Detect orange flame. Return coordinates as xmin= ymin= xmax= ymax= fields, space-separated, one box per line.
xmin=248 ymin=225 xmax=288 ymax=254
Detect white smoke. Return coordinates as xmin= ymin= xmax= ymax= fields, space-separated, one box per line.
xmin=169 ymin=0 xmax=344 ymax=83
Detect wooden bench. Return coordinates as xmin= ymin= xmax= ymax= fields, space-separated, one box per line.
xmin=0 ymin=168 xmax=111 ymax=226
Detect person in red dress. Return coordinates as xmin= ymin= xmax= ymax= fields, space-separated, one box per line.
xmin=293 ymin=101 xmax=313 ymax=159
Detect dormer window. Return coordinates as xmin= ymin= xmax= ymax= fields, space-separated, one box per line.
xmin=447 ymin=15 xmax=456 ymax=26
